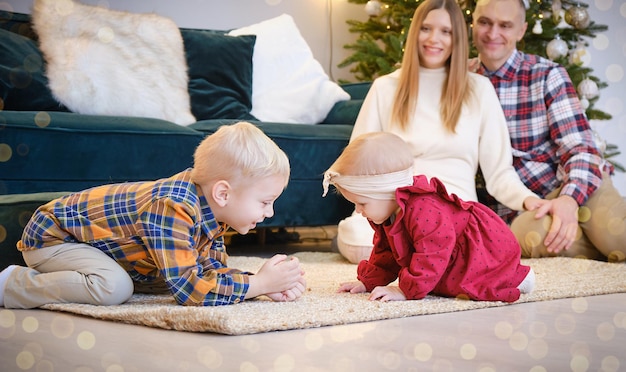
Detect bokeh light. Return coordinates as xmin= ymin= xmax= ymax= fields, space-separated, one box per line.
xmin=34 ymin=111 xmax=51 ymax=127
xmin=50 ymin=315 xmax=74 ymax=339
xmin=77 ymin=330 xmax=97 ymax=350
xmin=196 ymin=345 xmax=223 ymax=369
xmin=527 ymin=338 xmax=549 ymax=360
xmin=412 ymin=342 xmax=433 ymax=362
xmin=22 ymin=316 xmax=39 ymax=333
xmin=571 ymin=297 xmax=588 ymax=314
xmin=509 ymin=331 xmax=529 ymax=351
xmin=459 ymin=343 xmax=477 ymax=360
xmin=0 ymin=143 xmax=13 ymax=162
xmin=555 ymin=314 xmax=576 ymax=335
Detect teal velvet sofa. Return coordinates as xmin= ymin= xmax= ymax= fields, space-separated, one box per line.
xmin=0 ymin=11 xmax=371 ymax=267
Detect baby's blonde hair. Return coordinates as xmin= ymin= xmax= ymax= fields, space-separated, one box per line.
xmin=329 ymin=132 xmax=413 ymax=177
xmin=191 ymin=122 xmax=290 ymax=188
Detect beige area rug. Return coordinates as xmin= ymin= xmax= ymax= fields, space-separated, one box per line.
xmin=41 ymin=252 xmax=626 ymax=335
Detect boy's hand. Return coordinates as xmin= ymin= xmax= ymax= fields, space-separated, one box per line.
xmin=246 ymin=254 xmax=305 ymax=300
xmin=337 ymin=281 xmax=366 ymax=294
xmin=266 ymin=276 xmax=306 ymax=302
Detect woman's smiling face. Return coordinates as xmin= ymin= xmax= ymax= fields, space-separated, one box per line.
xmin=418 ymin=8 xmax=453 ymax=69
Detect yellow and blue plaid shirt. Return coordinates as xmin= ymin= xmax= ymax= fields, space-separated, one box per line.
xmin=17 ymin=169 xmax=250 ymax=306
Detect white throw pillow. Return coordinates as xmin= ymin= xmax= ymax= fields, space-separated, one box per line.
xmin=32 ymin=0 xmax=196 ymax=126
xmin=229 ymin=14 xmax=349 ymax=124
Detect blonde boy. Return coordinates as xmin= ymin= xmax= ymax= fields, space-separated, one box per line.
xmin=0 ymin=122 xmax=305 ymax=308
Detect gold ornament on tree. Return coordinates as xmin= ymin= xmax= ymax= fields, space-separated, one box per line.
xmin=569 ymin=42 xmax=590 ymax=67
xmin=551 ymin=1 xmax=571 ymax=29
xmin=565 ymin=4 xmax=590 ymax=29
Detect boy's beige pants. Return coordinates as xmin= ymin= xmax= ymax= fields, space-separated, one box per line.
xmin=3 ymin=242 xmax=134 ymax=308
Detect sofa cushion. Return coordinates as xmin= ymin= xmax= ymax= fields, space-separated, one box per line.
xmin=0 ymin=10 xmax=37 ymax=40
xmin=0 ymin=111 xmax=205 ymax=195
xmin=0 ymin=28 xmax=67 ymax=112
xmin=0 ymin=192 xmax=71 ymax=268
xmin=31 ymin=0 xmax=196 ymax=126
xmin=228 ymin=14 xmax=350 ymax=124
xmin=180 ymin=29 xmax=256 ymax=121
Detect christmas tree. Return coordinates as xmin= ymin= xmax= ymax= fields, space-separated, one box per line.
xmin=339 ymin=0 xmax=623 ymax=171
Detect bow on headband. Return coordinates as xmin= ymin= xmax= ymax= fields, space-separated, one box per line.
xmin=322 ymin=167 xmax=414 ymax=200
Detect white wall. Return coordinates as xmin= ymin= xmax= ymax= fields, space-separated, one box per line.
xmin=2 ymin=0 xmax=624 ymax=195
xmin=584 ymin=0 xmax=626 ymax=196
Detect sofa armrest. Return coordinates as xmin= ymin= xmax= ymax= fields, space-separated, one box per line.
xmin=320 ymin=99 xmax=363 ymax=125
xmin=320 ymin=82 xmax=371 ymax=125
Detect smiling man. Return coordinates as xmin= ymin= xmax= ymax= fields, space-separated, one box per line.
xmin=471 ymin=0 xmax=626 ymax=262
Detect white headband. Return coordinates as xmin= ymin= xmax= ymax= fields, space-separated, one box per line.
xmin=322 ymin=167 xmax=414 ymax=200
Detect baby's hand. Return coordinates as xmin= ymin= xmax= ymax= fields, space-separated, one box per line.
xmin=368 ymin=286 xmax=406 ymax=302
xmin=337 ymin=281 xmax=366 ymax=294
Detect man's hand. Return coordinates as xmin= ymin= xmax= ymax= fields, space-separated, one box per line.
xmin=532 ymin=195 xmax=579 ymax=253
xmin=468 ymin=57 xmax=481 ymax=73
xmin=368 ymin=286 xmax=406 ymax=302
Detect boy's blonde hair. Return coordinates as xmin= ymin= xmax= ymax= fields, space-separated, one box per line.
xmin=329 ymin=132 xmax=413 ymax=177
xmin=191 ymin=122 xmax=290 ymax=187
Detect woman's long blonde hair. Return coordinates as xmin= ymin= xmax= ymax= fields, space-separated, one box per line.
xmin=391 ymin=0 xmax=472 ymax=133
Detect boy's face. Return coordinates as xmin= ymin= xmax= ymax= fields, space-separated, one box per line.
xmin=340 ymin=188 xmax=398 ymax=225
xmin=219 ymin=175 xmax=286 ymax=235
xmin=472 ymin=0 xmax=527 ymax=71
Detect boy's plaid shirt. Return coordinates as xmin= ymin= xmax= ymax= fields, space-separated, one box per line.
xmin=476 ymin=50 xmax=608 ymax=223
xmin=18 ymin=169 xmax=250 ymax=306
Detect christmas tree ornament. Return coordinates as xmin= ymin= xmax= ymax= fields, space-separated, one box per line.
xmin=569 ymin=42 xmax=590 ymax=67
xmin=546 ymin=35 xmax=568 ymax=60
xmin=532 ymin=19 xmax=543 ymax=34
xmin=580 ymin=97 xmax=590 ymax=109
xmin=365 ymin=0 xmax=382 ymax=17
xmin=551 ymin=0 xmax=562 ymax=14
xmin=577 ymin=77 xmax=598 ymax=109
xmin=578 ymin=78 xmax=599 ymax=99
xmin=565 ymin=4 xmax=590 ymax=29
xmin=555 ymin=9 xmax=571 ymax=28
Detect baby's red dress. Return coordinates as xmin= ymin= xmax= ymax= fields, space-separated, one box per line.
xmin=357 ymin=175 xmax=531 ymax=303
